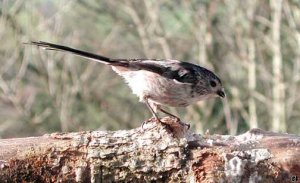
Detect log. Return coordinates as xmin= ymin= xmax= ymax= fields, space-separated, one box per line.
xmin=0 ymin=117 xmax=299 ymax=182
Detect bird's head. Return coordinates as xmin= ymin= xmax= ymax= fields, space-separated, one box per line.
xmin=195 ymin=67 xmax=225 ymax=99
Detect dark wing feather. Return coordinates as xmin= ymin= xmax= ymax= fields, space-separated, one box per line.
xmin=120 ymin=60 xmax=199 ymax=84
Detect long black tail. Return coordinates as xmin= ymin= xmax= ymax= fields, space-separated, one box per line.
xmin=28 ymin=41 xmax=113 ymax=64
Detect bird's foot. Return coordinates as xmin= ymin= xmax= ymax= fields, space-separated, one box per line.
xmin=166 ymin=116 xmax=190 ymax=130
xmin=159 ymin=117 xmax=190 ymax=137
xmin=140 ymin=116 xmax=175 ymax=134
xmin=141 ymin=117 xmax=160 ymax=130
xmin=140 ymin=116 xmax=190 ymax=138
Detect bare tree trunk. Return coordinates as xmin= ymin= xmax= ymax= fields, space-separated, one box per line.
xmin=270 ymin=0 xmax=286 ymax=132
xmin=248 ymin=39 xmax=258 ymax=129
xmin=0 ymin=118 xmax=299 ymax=182
xmin=245 ymin=0 xmax=258 ymax=130
xmin=194 ymin=5 xmax=208 ymax=134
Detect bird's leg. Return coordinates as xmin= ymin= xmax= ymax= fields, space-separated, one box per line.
xmin=157 ymin=106 xmax=181 ymax=122
xmin=140 ymin=97 xmax=162 ymax=130
xmin=144 ymin=97 xmax=160 ymax=121
xmin=142 ymin=98 xmax=186 ymax=133
xmin=157 ymin=106 xmax=190 ymax=129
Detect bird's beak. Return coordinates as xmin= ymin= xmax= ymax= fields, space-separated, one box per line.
xmin=217 ymin=89 xmax=225 ymax=98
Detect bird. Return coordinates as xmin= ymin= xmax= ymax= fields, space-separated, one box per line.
xmin=28 ymin=41 xmax=225 ymax=122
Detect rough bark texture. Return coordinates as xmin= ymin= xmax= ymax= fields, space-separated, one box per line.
xmin=0 ymin=117 xmax=299 ymax=183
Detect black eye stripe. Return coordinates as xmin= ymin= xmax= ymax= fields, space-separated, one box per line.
xmin=210 ymin=80 xmax=217 ymax=87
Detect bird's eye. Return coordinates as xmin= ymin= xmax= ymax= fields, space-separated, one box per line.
xmin=210 ymin=80 xmax=217 ymax=87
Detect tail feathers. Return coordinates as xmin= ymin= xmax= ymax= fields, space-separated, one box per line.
xmin=28 ymin=41 xmax=112 ymax=64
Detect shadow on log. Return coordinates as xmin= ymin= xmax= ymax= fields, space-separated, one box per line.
xmin=0 ymin=117 xmax=299 ymax=182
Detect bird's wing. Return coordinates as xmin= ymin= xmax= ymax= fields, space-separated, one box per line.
xmin=118 ymin=60 xmax=199 ymax=84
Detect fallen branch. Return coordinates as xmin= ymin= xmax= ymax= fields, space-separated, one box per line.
xmin=0 ymin=117 xmax=299 ymax=182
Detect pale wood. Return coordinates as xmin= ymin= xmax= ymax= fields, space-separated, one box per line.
xmin=271 ymin=0 xmax=286 ymax=132
xmin=0 ymin=117 xmax=299 ymax=182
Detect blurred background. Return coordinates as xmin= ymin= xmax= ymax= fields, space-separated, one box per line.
xmin=0 ymin=0 xmax=300 ymax=138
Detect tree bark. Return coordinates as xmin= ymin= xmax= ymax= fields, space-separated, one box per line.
xmin=0 ymin=118 xmax=299 ymax=183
